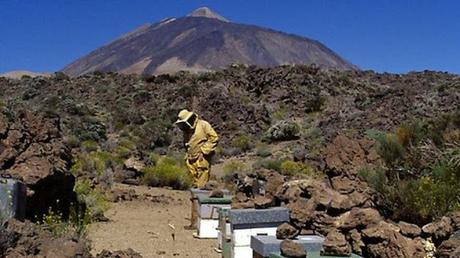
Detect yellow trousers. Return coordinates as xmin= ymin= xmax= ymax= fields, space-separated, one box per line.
xmin=185 ymin=156 xmax=211 ymax=188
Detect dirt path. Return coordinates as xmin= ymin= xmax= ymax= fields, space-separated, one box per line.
xmin=87 ymin=184 xmax=220 ymax=258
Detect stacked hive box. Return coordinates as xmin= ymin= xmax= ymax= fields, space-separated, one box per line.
xmin=251 ymin=235 xmax=325 ymax=258
xmin=217 ymin=207 xmax=231 ymax=252
xmin=189 ymin=189 xmax=230 ymax=231
xmin=268 ymin=252 xmax=362 ymax=258
xmin=193 ymin=190 xmax=232 ymax=238
xmin=197 ymin=195 xmax=232 ymax=238
xmin=0 ymin=178 xmax=26 ymax=221
xmin=228 ymin=207 xmax=289 ymax=258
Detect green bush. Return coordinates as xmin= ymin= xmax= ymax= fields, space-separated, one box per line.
xmin=231 ymin=135 xmax=253 ymax=152
xmin=223 ymin=160 xmax=249 ymax=175
xmin=366 ymin=130 xmax=404 ymax=167
xmin=81 ymin=140 xmax=99 ymax=152
xmin=255 ymin=142 xmax=272 ymax=157
xmin=280 ymin=160 xmax=315 ymax=176
xmin=40 ymin=208 xmax=72 ymax=237
xmin=273 ymin=104 xmax=289 ymax=121
xmin=362 ymin=115 xmax=460 ymax=224
xmin=264 ymin=121 xmax=300 ymax=142
xmin=142 ymin=156 xmax=192 ymax=190
xmin=74 ymin=179 xmax=109 ymax=219
xmin=252 ymin=158 xmax=285 ymax=172
xmin=147 ymin=152 xmax=161 ymax=166
xmin=64 ymin=135 xmax=81 ymax=148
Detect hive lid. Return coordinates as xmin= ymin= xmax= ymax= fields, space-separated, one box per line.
xmin=229 ymin=207 xmax=289 ymax=225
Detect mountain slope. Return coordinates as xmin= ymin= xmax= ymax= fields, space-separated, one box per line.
xmin=0 ymin=70 xmax=51 ymax=79
xmin=62 ymin=7 xmax=357 ymax=76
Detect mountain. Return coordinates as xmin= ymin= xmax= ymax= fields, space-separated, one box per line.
xmin=62 ymin=7 xmax=358 ymax=76
xmin=0 ymin=70 xmax=51 ymax=79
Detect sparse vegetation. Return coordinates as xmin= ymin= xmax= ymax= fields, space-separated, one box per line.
xmin=280 ymin=160 xmax=315 ymax=176
xmin=361 ymin=113 xmax=460 ymax=224
xmin=2 ymin=64 xmax=460 ymax=257
xmin=74 ymin=179 xmax=108 ymax=220
xmin=231 ymin=134 xmax=253 ymax=152
xmin=252 ymin=157 xmax=285 ymax=172
xmin=223 ymin=160 xmax=250 ymax=175
xmin=142 ymin=156 xmax=192 ymax=190
xmin=255 ymin=142 xmax=272 ymax=157
xmin=264 ymin=121 xmax=301 ymax=142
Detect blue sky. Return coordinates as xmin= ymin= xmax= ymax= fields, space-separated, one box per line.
xmin=1 ymin=0 xmax=459 ymax=74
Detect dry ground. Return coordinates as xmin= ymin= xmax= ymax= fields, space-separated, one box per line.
xmin=87 ymin=184 xmax=220 ymax=258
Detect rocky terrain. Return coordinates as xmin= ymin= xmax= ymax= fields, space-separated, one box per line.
xmin=61 ymin=7 xmax=357 ymax=76
xmin=0 ymin=65 xmax=459 ymax=257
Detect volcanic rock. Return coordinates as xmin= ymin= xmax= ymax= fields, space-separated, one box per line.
xmin=348 ymin=229 xmax=365 ymax=255
xmin=231 ymin=192 xmax=255 ymax=209
xmin=110 ymin=188 xmax=138 ymax=202
xmin=422 ymin=216 xmax=453 ymax=243
xmin=335 ymin=207 xmax=382 ymax=230
xmin=254 ymin=195 xmax=273 ymax=209
xmin=323 ymin=135 xmax=380 ymax=177
xmin=449 ymin=211 xmax=460 ymax=230
xmin=1 ymin=219 xmax=92 ymax=258
xmin=362 ymin=221 xmax=426 ymax=258
xmin=398 ymin=221 xmax=421 ymax=238
xmin=362 ymin=221 xmax=400 ymax=240
xmin=286 ymin=199 xmax=317 ymax=228
xmin=276 ymin=223 xmax=299 ymax=239
xmin=293 ymin=149 xmax=307 ymax=162
xmin=123 ymin=157 xmax=145 ymax=173
xmin=96 ymin=248 xmax=143 ymax=258
xmin=202 ymin=180 xmax=219 ymax=190
xmin=263 ymin=169 xmax=285 ymax=198
xmin=280 ymin=239 xmax=307 ymax=258
xmin=321 ymin=230 xmax=351 ymax=256
xmin=437 ymin=235 xmax=460 ymax=258
xmin=330 ymin=176 xmax=357 ymax=194
xmin=312 ymin=212 xmax=338 ymax=236
xmin=209 ymin=189 xmax=224 ymax=198
xmin=0 ymin=110 xmax=75 ymax=219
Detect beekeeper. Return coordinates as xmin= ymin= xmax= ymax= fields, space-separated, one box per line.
xmin=175 ymin=109 xmax=219 ymax=188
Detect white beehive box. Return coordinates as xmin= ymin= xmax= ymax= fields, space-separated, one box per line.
xmin=195 ymin=192 xmax=232 ymax=239
xmin=0 ymin=178 xmax=26 ymax=222
xmin=228 ymin=207 xmax=289 ymax=258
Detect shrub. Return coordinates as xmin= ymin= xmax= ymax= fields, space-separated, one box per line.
xmin=65 ymin=135 xmax=81 ymax=148
xmin=252 ymin=158 xmax=285 ymax=172
xmin=280 ymin=160 xmax=315 ymax=176
xmin=255 ymin=143 xmax=272 ymax=157
xmin=272 ymin=104 xmax=289 ymax=121
xmin=147 ymin=152 xmax=161 ymax=166
xmin=231 ymin=135 xmax=252 ymax=152
xmin=132 ymin=90 xmax=151 ymax=104
xmin=39 ymin=203 xmax=91 ymax=237
xmin=81 ymin=140 xmax=99 ymax=152
xmin=114 ymin=138 xmax=137 ymax=159
xmin=54 ymin=72 xmax=69 ymax=81
xmin=410 ymin=175 xmax=459 ymax=221
xmin=40 ymin=208 xmax=72 ymax=237
xmin=264 ymin=121 xmax=300 ymax=142
xmin=366 ymin=130 xmax=404 ymax=167
xmin=358 ymin=167 xmax=388 ymax=194
xmin=142 ymin=156 xmax=192 ymax=190
xmin=362 ymin=116 xmax=460 ymax=224
xmin=74 ymin=179 xmax=108 ymax=219
xmin=223 ymin=160 xmax=249 ymax=175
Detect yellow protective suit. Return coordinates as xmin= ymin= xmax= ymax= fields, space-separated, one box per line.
xmin=177 ymin=111 xmax=219 ymax=188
